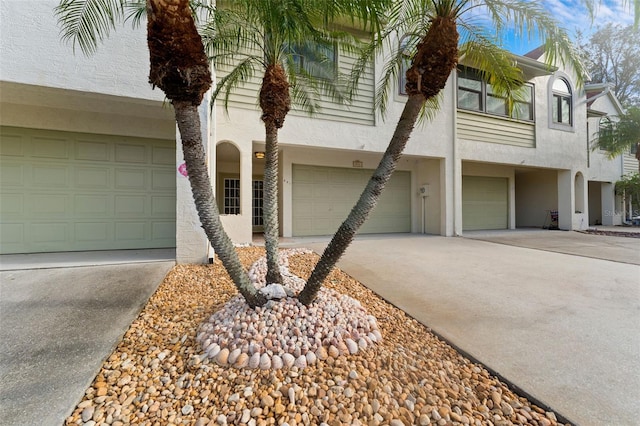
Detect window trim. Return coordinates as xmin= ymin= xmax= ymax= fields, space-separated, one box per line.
xmin=456 ymin=66 xmax=535 ymax=122
xmin=548 ymin=73 xmax=575 ymax=132
xmin=223 ymin=177 xmax=241 ymax=215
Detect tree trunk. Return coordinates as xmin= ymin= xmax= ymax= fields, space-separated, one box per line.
xmin=174 ymin=100 xmax=266 ymax=308
xmin=259 ymin=64 xmax=290 ymax=284
xmin=298 ymin=94 xmax=424 ymax=305
xmin=263 ymin=122 xmax=284 ymax=284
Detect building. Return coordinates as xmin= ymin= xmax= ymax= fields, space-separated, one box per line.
xmin=0 ymin=1 xmax=628 ymax=262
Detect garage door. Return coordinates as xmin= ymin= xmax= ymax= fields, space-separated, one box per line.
xmin=292 ymin=164 xmax=411 ymax=236
xmin=0 ymin=126 xmax=176 ymax=254
xmin=462 ymin=176 xmax=508 ymax=231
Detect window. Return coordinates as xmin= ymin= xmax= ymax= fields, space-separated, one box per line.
xmin=223 ymin=178 xmax=240 ymax=215
xmin=456 ymin=66 xmax=534 ymax=121
xmin=252 ymin=180 xmax=264 ymax=227
xmin=398 ymin=36 xmax=414 ymax=96
xmin=551 ymin=78 xmax=572 ymax=126
xmin=285 ymin=41 xmax=336 ymax=80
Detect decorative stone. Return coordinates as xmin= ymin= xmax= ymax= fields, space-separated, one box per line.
xmin=271 ymin=355 xmax=283 ymax=370
xmin=282 ymin=353 xmax=295 ymax=367
xmin=228 ymin=348 xmax=241 ymax=365
xmin=259 ymin=283 xmax=288 ymax=300
xmin=259 ymin=353 xmax=271 ymax=370
xmin=328 ymin=345 xmax=340 ymax=358
xmin=345 ymin=338 xmax=358 ymax=354
xmin=215 ymin=348 xmax=230 ymax=366
xmin=234 ymin=353 xmax=249 ymax=368
xmin=294 ymin=355 xmax=307 ymax=368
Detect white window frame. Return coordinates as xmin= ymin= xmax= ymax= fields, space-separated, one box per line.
xmin=223 ymin=178 xmax=240 ymax=215
xmin=548 ymin=73 xmax=575 ymax=131
xmin=456 ymin=66 xmax=534 ymax=122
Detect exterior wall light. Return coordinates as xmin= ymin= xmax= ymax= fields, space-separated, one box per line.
xmin=254 ymin=151 xmax=265 ymax=159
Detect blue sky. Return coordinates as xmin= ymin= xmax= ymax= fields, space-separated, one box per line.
xmin=494 ymin=0 xmax=635 ymax=55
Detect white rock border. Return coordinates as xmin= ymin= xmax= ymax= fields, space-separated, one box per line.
xmin=196 ymin=249 xmax=383 ymax=369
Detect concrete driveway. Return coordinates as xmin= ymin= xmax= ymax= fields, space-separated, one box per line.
xmin=0 ymin=253 xmax=174 ymax=426
xmin=302 ymin=231 xmax=640 ymax=426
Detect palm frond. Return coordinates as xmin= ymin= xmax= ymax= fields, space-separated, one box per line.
xmin=55 ymin=0 xmax=126 ymax=55
xmin=123 ymin=0 xmax=146 ymax=28
xmin=212 ymin=56 xmax=261 ymax=112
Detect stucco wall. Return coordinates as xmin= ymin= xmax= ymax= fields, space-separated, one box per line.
xmin=1 ymin=0 xmax=161 ymax=102
xmin=515 ymin=169 xmax=558 ymax=228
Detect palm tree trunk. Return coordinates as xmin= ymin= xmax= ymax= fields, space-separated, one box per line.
xmin=259 ymin=63 xmax=290 ymax=285
xmin=174 ymin=100 xmax=266 ymax=308
xmin=263 ymin=122 xmax=284 ymax=284
xmin=298 ymin=94 xmax=424 ymax=305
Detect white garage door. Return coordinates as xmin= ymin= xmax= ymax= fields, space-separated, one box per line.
xmin=0 ymin=127 xmax=176 ymax=254
xmin=462 ymin=176 xmax=508 ymax=231
xmin=292 ymin=164 xmax=411 ymax=236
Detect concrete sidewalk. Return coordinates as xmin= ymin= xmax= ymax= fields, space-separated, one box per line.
xmin=0 ymin=260 xmax=174 ymax=426
xmin=302 ymin=233 xmax=640 ymax=426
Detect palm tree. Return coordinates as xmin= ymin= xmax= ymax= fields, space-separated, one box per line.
xmin=596 ymin=106 xmax=640 ymax=171
xmin=202 ymin=0 xmax=388 ymax=286
xmin=55 ymin=0 xmax=388 ymax=307
xmin=298 ymin=0 xmax=586 ymax=305
xmin=56 ymin=0 xmax=269 ymax=307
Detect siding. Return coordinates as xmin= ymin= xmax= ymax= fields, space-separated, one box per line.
xmin=457 ymin=110 xmax=535 ymax=148
xmin=216 ymin=48 xmax=375 ymax=126
xmin=623 ymin=153 xmax=638 ymax=176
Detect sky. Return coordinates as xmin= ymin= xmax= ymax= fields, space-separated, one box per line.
xmin=494 ymin=0 xmax=635 ymax=55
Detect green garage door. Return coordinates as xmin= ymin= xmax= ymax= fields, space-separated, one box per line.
xmin=0 ymin=127 xmax=176 ymax=254
xmin=292 ymin=164 xmax=411 ymax=236
xmin=462 ymin=176 xmax=508 ymax=231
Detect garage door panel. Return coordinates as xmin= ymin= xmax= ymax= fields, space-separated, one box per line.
xmin=152 ymin=196 xmax=175 ymax=215
xmin=76 ymin=140 xmax=110 ymax=161
xmin=115 ymin=196 xmax=146 ymax=215
xmin=31 ymin=194 xmax=69 ymax=217
xmin=76 ymin=167 xmax=110 ymax=188
xmin=462 ymin=176 xmax=508 ymax=231
xmin=31 ymin=223 xmax=68 ymax=244
xmin=293 ymin=164 xmax=411 ymax=236
xmin=152 ymin=170 xmax=175 ymax=190
xmin=153 ymin=146 xmax=175 ymax=165
xmin=1 ymin=194 xmax=23 ymax=215
xmin=0 ymin=126 xmax=176 ymax=253
xmin=115 ymin=143 xmax=146 ymax=163
xmin=0 ymin=134 xmax=24 ymax=156
xmin=33 ymin=165 xmax=68 ymax=187
xmin=32 ymin=136 xmax=69 ymax=159
xmin=75 ymin=222 xmax=110 ymax=242
xmin=152 ymin=221 xmax=176 ymax=239
xmin=75 ymin=195 xmax=111 ymax=216
xmin=115 ymin=168 xmax=146 ymax=190
xmin=1 ymin=223 xmax=24 ymax=245
xmin=115 ymin=222 xmax=146 ymax=241
xmin=1 ymin=162 xmax=24 ymax=186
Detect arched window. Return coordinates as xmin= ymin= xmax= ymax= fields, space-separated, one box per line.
xmin=551 ymin=77 xmax=572 ymax=126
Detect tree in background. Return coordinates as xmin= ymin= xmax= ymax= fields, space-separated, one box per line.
xmin=577 ymin=23 xmax=640 ymax=106
xmin=596 ymin=106 xmax=640 ymax=164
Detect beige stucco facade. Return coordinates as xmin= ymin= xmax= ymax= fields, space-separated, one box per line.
xmin=0 ymin=1 xmax=631 ymax=261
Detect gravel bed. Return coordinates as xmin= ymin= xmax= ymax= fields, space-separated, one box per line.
xmin=65 ymin=247 xmax=569 ymax=426
xmin=581 ymin=229 xmax=640 ymax=238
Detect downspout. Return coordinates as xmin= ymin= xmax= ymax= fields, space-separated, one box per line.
xmin=452 ymin=73 xmax=461 ymax=236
